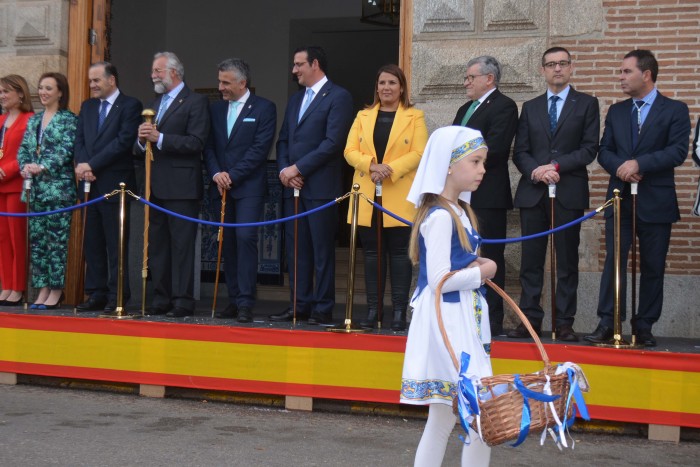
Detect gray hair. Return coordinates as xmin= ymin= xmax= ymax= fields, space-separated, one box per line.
xmin=154 ymin=51 xmax=185 ymax=79
xmin=218 ymin=58 xmax=251 ymax=87
xmin=466 ymin=55 xmax=502 ymax=85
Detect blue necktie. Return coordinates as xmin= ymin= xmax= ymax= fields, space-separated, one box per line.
xmin=98 ymin=100 xmax=109 ymax=130
xmin=298 ymin=88 xmax=314 ymax=123
xmin=156 ymin=94 xmax=171 ymax=124
xmin=227 ymin=101 xmax=240 ymax=137
xmin=549 ymin=95 xmax=559 ymax=134
xmin=631 ymin=100 xmax=645 ymax=147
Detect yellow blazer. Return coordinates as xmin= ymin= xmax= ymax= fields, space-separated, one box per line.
xmin=344 ymin=104 xmax=428 ymax=227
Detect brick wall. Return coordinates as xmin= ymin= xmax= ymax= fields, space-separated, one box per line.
xmin=556 ymin=0 xmax=700 ymax=275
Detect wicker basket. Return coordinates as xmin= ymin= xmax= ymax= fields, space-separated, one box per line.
xmin=436 ymin=273 xmax=572 ymax=447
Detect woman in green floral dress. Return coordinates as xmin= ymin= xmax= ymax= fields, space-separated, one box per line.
xmin=18 ymin=72 xmax=77 ymax=309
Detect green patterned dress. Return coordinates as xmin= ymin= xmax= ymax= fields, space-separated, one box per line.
xmin=17 ymin=110 xmax=78 ymax=289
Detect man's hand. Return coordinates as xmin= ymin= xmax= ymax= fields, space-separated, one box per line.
xmin=616 ymin=159 xmax=642 ymax=183
xmin=213 ymin=172 xmax=232 ymax=195
xmin=279 ymin=165 xmax=304 ymax=189
xmin=75 ymin=162 xmax=96 ymax=182
xmin=138 ymin=122 xmax=160 ymax=144
xmin=531 ymin=164 xmax=560 ymax=184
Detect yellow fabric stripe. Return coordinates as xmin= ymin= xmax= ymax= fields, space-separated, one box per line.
xmin=493 ymin=358 xmax=700 ymax=415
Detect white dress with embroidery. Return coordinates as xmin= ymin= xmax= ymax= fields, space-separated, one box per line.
xmin=400 ymin=207 xmax=493 ymax=406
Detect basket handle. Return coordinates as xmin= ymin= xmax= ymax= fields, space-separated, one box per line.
xmin=435 ymin=272 xmax=551 ymax=373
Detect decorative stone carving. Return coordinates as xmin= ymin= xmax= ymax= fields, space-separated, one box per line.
xmin=484 ymin=0 xmax=546 ymax=32
xmin=413 ymin=0 xmax=475 ymax=34
xmin=14 ymin=3 xmax=52 ymax=45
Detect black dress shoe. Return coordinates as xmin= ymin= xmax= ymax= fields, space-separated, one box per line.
xmin=583 ymin=324 xmax=614 ymax=344
xmin=214 ymin=303 xmax=238 ymax=319
xmin=166 ymin=307 xmax=194 ymax=318
xmin=269 ymin=308 xmax=308 ymax=322
xmin=76 ymin=297 xmax=107 ymax=312
xmin=555 ymin=324 xmax=579 ymax=342
xmin=507 ymin=322 xmax=541 ymax=339
xmin=237 ymin=306 xmax=253 ymax=323
xmin=307 ymin=313 xmax=332 ymax=325
xmin=145 ymin=304 xmax=172 ymax=316
xmin=104 ymin=301 xmax=118 ymax=312
xmin=636 ymin=329 xmax=657 ymax=347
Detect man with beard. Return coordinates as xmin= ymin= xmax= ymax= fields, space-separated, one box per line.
xmin=135 ymin=51 xmax=210 ymax=318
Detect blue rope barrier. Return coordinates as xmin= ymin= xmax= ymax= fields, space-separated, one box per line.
xmin=0 ymin=195 xmax=107 ymax=217
xmin=367 ymin=199 xmax=600 ymax=244
xmin=136 ymin=196 xmax=340 ymax=228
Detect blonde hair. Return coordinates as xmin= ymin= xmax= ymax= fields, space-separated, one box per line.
xmin=408 ymin=194 xmax=480 ymax=265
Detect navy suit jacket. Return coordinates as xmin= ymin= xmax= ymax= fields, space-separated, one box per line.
xmin=453 ymin=89 xmax=518 ymax=209
xmin=134 ymin=85 xmax=210 ymax=200
xmin=598 ymin=92 xmax=690 ymax=223
xmin=75 ymin=92 xmax=143 ymax=199
xmin=692 ymin=117 xmax=699 ymax=166
xmin=513 ymin=88 xmax=600 ymax=210
xmin=276 ymin=80 xmax=353 ymax=200
xmin=204 ymin=93 xmax=276 ymax=200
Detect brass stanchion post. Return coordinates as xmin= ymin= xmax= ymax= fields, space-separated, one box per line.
xmin=595 ymin=188 xmax=632 ymax=348
xmin=630 ymin=182 xmax=638 ymax=346
xmin=23 ymin=176 xmax=32 ymax=310
xmin=549 ymin=183 xmax=557 ymax=340
xmin=211 ymin=190 xmax=227 ymax=318
xmin=101 ymin=183 xmax=138 ymax=319
xmin=140 ymin=109 xmax=155 ymax=316
xmin=329 ymin=184 xmax=366 ymax=333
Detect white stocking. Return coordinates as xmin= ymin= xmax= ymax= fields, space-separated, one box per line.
xmin=414 ymin=403 xmax=456 ymax=467
xmin=460 ymin=432 xmax=491 ymax=467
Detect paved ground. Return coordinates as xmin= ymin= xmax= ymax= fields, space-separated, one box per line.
xmin=0 ymin=385 xmax=697 ymax=466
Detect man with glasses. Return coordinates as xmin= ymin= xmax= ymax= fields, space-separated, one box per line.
xmin=452 ymin=56 xmax=518 ymax=336
xmin=135 ymin=51 xmax=210 ymax=318
xmin=270 ymin=45 xmax=353 ymax=325
xmin=585 ymin=49 xmax=690 ymax=347
xmin=509 ymin=47 xmax=600 ymax=341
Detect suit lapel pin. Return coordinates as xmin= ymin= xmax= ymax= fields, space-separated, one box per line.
xmin=322 ymin=92 xmax=328 ymax=97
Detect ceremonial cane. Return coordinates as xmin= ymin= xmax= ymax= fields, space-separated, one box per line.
xmin=375 ymin=181 xmax=383 ymax=330
xmin=140 ymin=109 xmax=156 ymax=315
xmin=23 ymin=176 xmax=32 ymax=309
xmin=211 ymin=190 xmax=227 ymax=318
xmin=74 ymin=180 xmax=90 ymax=315
xmin=293 ymin=187 xmax=299 ymax=327
xmin=549 ymin=183 xmax=557 ymax=340
xmin=630 ymin=182 xmax=638 ymax=346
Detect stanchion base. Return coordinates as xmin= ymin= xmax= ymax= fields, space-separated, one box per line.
xmin=593 ymin=337 xmax=638 ymax=349
xmin=99 ymin=311 xmax=142 ymax=320
xmin=327 ymin=321 xmax=368 ymax=333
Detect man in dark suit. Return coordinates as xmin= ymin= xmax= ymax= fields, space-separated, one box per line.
xmin=204 ymin=58 xmax=276 ymax=323
xmin=585 ymin=49 xmax=690 ymax=347
xmin=453 ymin=55 xmax=518 ymax=336
xmin=74 ymin=62 xmax=142 ymax=312
xmin=510 ymin=47 xmax=600 ymax=341
xmin=135 ymin=51 xmax=210 ymax=318
xmin=269 ymin=45 xmax=353 ymax=325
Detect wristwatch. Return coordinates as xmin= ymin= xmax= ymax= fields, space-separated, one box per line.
xmin=550 ymin=160 xmax=560 ymax=172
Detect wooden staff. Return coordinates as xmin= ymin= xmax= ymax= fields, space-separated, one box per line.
xmin=375 ymin=182 xmax=383 ymax=330
xmin=140 ymin=109 xmax=155 ymax=315
xmin=549 ymin=183 xmax=557 ymax=340
xmin=73 ymin=180 xmax=90 ymax=314
xmin=23 ymin=176 xmax=32 ymax=309
xmin=211 ymin=190 xmax=227 ymax=318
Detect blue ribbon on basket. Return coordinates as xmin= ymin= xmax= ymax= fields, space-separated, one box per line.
xmin=564 ymin=367 xmax=590 ymax=428
xmin=510 ymin=375 xmax=561 ymax=447
xmin=456 ymin=352 xmax=480 ymax=441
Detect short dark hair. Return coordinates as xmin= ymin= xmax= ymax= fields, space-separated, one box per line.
xmin=624 ymin=49 xmax=658 ymax=82
xmin=294 ymin=45 xmax=328 ymax=74
xmin=0 ymin=74 xmax=34 ymax=112
xmin=91 ymin=61 xmax=119 ymax=87
xmin=541 ymin=46 xmax=571 ymax=65
xmin=38 ymin=72 xmax=70 ymax=110
xmin=369 ymin=64 xmax=411 ymax=109
xmin=218 ymin=58 xmax=251 ymax=87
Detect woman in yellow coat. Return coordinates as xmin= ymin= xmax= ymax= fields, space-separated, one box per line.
xmin=344 ymin=64 xmax=428 ymax=330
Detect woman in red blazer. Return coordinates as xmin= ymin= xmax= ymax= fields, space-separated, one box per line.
xmin=0 ymin=75 xmax=34 ymax=306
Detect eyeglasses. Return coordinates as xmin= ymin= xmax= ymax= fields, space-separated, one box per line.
xmin=463 ymin=74 xmax=487 ymax=83
xmin=292 ymin=61 xmax=309 ymax=69
xmin=151 ymin=67 xmax=170 ymax=74
xmin=543 ymin=60 xmax=571 ymax=69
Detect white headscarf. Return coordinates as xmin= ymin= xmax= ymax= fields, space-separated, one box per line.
xmin=406 ymin=125 xmax=487 ymax=207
